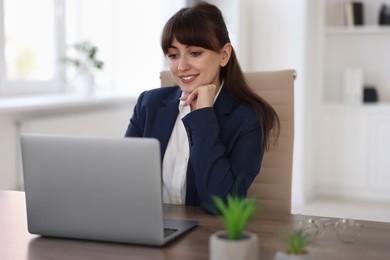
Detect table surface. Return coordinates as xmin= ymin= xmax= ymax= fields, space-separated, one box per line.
xmin=1 ymin=190 xmax=390 ymax=260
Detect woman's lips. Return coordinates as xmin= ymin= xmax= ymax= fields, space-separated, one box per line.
xmin=179 ymin=75 xmax=197 ymax=84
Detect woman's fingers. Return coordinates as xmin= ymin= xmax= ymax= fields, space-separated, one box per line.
xmin=180 ymin=84 xmax=218 ymax=110
xmin=182 ymin=90 xmax=199 ymax=107
xmin=195 ymin=84 xmax=217 ymax=109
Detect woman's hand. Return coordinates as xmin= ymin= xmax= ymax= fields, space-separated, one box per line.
xmin=180 ymin=84 xmax=218 ymax=111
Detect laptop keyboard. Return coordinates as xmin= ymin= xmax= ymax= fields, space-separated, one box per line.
xmin=164 ymin=228 xmax=178 ymax=237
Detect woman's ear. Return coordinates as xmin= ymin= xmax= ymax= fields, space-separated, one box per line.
xmin=220 ymin=43 xmax=232 ymax=67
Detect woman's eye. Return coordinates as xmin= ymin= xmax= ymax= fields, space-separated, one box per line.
xmin=190 ymin=52 xmax=201 ymax=57
xmin=167 ymin=54 xmax=179 ymax=59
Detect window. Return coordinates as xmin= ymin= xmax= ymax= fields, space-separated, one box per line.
xmin=0 ymin=0 xmax=65 ymax=95
xmin=0 ymin=0 xmax=186 ymax=96
xmin=66 ymin=0 xmax=185 ymax=95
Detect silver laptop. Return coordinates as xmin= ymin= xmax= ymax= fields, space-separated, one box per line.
xmin=20 ymin=134 xmax=197 ymax=246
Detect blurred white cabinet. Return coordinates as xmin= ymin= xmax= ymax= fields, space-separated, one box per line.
xmin=306 ymin=1 xmax=390 ymax=202
xmin=371 ymin=112 xmax=390 ymax=189
xmin=314 ymin=105 xmax=390 ymax=200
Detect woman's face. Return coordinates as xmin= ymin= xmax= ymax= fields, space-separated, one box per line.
xmin=165 ymin=37 xmax=230 ymax=94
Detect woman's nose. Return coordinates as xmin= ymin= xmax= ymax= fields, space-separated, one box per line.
xmin=178 ymin=56 xmax=190 ymax=71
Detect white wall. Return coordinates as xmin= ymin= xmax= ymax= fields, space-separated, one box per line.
xmin=302 ymin=0 xmax=323 ymax=204
xmin=241 ymin=0 xmax=308 ymax=209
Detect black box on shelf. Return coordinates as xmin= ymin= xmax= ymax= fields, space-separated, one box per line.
xmin=352 ymin=2 xmax=364 ymax=25
xmin=379 ymin=3 xmax=390 ymax=25
xmin=363 ymin=86 xmax=378 ymax=103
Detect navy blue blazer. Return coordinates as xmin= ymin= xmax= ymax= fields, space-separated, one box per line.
xmin=125 ymin=86 xmax=264 ymax=212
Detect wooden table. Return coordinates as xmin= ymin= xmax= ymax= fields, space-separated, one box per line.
xmin=1 ymin=190 xmax=390 ymax=260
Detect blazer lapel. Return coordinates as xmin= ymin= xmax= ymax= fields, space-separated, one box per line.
xmin=152 ymin=87 xmax=181 ymax=158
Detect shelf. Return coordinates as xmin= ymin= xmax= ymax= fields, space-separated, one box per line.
xmin=321 ymin=102 xmax=390 ymax=112
xmin=326 ymin=25 xmax=390 ymax=35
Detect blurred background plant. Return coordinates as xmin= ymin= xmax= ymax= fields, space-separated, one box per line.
xmin=62 ymin=41 xmax=104 ymax=74
xmin=62 ymin=41 xmax=104 ymax=93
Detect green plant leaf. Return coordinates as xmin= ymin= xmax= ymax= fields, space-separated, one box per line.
xmin=62 ymin=41 xmax=104 ymax=72
xmin=211 ymin=194 xmax=257 ymax=240
xmin=284 ymin=229 xmax=309 ymax=254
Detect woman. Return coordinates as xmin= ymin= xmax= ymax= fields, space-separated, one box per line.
xmin=125 ymin=2 xmax=279 ymax=212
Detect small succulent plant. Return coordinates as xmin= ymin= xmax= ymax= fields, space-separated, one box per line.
xmin=283 ymin=229 xmax=310 ymax=255
xmin=212 ymin=194 xmax=256 ymax=240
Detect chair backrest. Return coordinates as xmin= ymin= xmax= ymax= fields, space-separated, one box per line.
xmin=160 ymin=70 xmax=295 ymax=213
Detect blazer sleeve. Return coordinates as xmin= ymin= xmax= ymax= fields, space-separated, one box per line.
xmin=182 ymin=106 xmax=263 ymax=212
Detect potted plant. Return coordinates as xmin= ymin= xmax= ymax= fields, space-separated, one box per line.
xmin=209 ymin=194 xmax=259 ymax=260
xmin=62 ymin=41 xmax=104 ymax=93
xmin=274 ymin=229 xmax=312 ymax=260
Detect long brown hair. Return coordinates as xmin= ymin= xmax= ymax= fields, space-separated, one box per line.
xmin=161 ymin=2 xmax=280 ymax=150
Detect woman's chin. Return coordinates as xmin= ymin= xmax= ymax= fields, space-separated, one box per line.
xmin=179 ymin=85 xmax=197 ymax=94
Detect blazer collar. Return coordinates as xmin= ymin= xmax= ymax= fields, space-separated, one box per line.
xmin=162 ymin=87 xmax=182 ymax=106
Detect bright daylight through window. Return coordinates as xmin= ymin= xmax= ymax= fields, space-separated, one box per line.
xmin=1 ymin=0 xmax=63 ymax=94
xmin=0 ymin=0 xmax=186 ymax=96
xmin=5 ymin=0 xmax=55 ymax=81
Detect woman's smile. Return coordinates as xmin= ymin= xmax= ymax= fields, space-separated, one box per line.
xmin=180 ymin=74 xmax=198 ymax=83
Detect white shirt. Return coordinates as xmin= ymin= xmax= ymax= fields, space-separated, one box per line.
xmin=162 ymin=82 xmax=224 ymax=204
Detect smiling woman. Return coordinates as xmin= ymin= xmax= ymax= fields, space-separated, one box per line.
xmin=125 ymin=2 xmax=280 ymax=213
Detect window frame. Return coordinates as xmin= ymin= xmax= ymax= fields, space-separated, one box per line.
xmin=0 ymin=0 xmax=66 ymax=96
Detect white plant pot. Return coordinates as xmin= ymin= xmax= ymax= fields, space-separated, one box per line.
xmin=209 ymin=230 xmax=259 ymax=260
xmin=274 ymin=251 xmax=312 ymax=260
xmin=74 ymin=70 xmax=95 ymax=94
